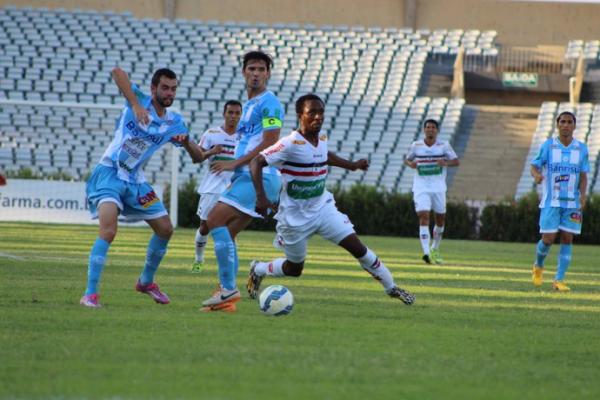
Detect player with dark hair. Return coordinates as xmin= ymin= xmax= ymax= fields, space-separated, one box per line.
xmin=80 ymin=67 xmax=189 ymax=308
xmin=199 ymin=50 xmax=284 ymax=312
xmin=246 ymin=94 xmax=415 ymax=306
xmin=179 ymin=100 xmax=242 ymax=272
xmin=404 ymin=119 xmax=459 ymax=265
xmin=531 ymin=111 xmax=589 ymax=291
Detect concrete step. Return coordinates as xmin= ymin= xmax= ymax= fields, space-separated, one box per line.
xmin=448 ymin=105 xmax=538 ymax=201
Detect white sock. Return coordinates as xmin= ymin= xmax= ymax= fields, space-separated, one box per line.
xmin=419 ymin=226 xmax=431 ymax=255
xmin=358 ymin=248 xmax=395 ymax=291
xmin=254 ymin=258 xmax=286 ymax=277
xmin=194 ymin=229 xmax=208 ymax=262
xmin=432 ymin=225 xmax=444 ymax=250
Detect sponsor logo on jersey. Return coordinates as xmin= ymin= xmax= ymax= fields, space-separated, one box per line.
xmin=292 ymin=140 xmax=306 ymax=145
xmin=550 ymin=164 xmax=580 ymax=174
xmin=264 ymin=142 xmax=285 ymax=156
xmin=287 ymin=179 xmax=326 ymax=199
xmin=417 ymin=164 xmax=443 ymax=176
xmin=554 ymin=174 xmax=570 ymax=182
xmin=138 ymin=190 xmax=159 ymax=208
xmin=118 ymin=161 xmax=133 ymax=172
xmin=319 ymin=135 xmax=327 ymax=141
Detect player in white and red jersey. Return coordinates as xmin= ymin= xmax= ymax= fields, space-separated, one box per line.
xmin=405 ymin=119 xmax=459 ymax=265
xmin=246 ymin=94 xmax=415 ymax=306
xmin=180 ymin=100 xmax=242 ymax=272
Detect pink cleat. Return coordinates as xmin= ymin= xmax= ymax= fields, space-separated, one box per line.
xmin=135 ymin=281 xmax=170 ymax=304
xmin=80 ymin=293 xmax=101 ymax=308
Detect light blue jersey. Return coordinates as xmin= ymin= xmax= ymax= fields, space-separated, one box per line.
xmin=531 ymin=137 xmax=589 ymax=209
xmin=235 ymin=90 xmax=283 ymax=175
xmin=99 ymin=84 xmax=188 ymax=183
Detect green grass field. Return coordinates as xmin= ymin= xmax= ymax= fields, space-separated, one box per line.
xmin=1 ymin=222 xmax=599 ymax=400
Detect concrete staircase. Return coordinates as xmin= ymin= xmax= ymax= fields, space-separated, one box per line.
xmin=447 ymin=105 xmax=538 ymax=201
xmin=447 ymin=105 xmax=477 ymax=188
xmin=581 ymin=80 xmax=600 ymax=104
xmin=419 ymin=62 xmax=453 ymax=98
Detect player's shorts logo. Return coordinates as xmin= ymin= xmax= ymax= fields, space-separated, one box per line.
xmin=569 ymin=212 xmax=582 ymax=223
xmin=138 ymin=191 xmax=159 ymax=208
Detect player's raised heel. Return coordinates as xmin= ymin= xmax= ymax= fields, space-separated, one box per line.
xmin=247 ymin=260 xmax=264 ymax=299
xmin=135 ymin=281 xmax=170 ymax=304
xmin=387 ymin=286 xmax=415 ymax=305
xmin=532 ymin=265 xmax=544 ymax=287
xmin=80 ymin=293 xmax=101 ymax=308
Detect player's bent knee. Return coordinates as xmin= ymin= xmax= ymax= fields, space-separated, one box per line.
xmin=99 ymin=227 xmax=117 ymax=243
xmin=199 ymin=222 xmax=209 ymax=236
xmin=284 ymin=261 xmax=304 ymax=277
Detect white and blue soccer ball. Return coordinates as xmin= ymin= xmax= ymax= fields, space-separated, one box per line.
xmin=258 ymin=285 xmax=294 ymax=316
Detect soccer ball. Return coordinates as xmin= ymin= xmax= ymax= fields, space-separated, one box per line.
xmin=258 ymin=285 xmax=294 ymax=316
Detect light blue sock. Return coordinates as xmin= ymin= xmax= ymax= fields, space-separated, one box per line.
xmin=210 ymin=226 xmax=237 ymax=290
xmin=535 ymin=240 xmax=551 ymax=267
xmin=139 ymin=234 xmax=169 ymax=285
xmin=555 ymin=244 xmax=572 ymax=281
xmin=233 ymin=241 xmax=239 ymax=278
xmin=85 ymin=238 xmax=110 ymax=296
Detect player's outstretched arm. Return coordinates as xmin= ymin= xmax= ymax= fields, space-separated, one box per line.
xmin=176 ymin=136 xmax=218 ymax=164
xmin=327 ymin=151 xmax=369 ymax=171
xmin=212 ymin=129 xmax=280 ymax=173
xmin=250 ymin=154 xmax=272 ymax=217
xmin=111 ymin=67 xmax=149 ymax=124
xmin=530 ymin=165 xmax=544 ymax=184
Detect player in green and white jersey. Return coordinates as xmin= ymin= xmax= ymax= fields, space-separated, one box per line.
xmin=246 ymin=94 xmax=415 ymax=306
xmin=405 ymin=119 xmax=459 ymax=265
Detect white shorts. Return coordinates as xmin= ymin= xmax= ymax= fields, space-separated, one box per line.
xmin=196 ymin=193 xmax=221 ymax=221
xmin=273 ymin=199 xmax=356 ymax=263
xmin=414 ymin=191 xmax=446 ymax=214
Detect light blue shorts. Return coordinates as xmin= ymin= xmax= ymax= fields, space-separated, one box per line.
xmin=539 ymin=207 xmax=582 ymax=235
xmin=219 ymin=172 xmax=281 ymax=218
xmin=86 ymin=165 xmax=168 ymax=221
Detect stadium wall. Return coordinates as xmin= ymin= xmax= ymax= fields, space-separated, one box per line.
xmin=3 ymin=0 xmax=600 ymax=45
xmin=416 ymin=0 xmax=600 ymax=46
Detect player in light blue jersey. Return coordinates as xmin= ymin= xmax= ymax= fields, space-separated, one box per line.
xmin=199 ymin=50 xmax=283 ymax=312
xmin=531 ymin=111 xmax=589 ymax=292
xmin=80 ymin=67 xmax=189 ymax=308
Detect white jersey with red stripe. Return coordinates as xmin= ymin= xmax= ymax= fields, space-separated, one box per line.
xmin=406 ymin=139 xmax=458 ymax=194
xmin=261 ymin=130 xmax=333 ymax=226
xmin=197 ymin=127 xmax=237 ymax=194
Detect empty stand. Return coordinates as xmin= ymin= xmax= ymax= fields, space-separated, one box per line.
xmin=0 ymin=6 xmax=498 ymax=189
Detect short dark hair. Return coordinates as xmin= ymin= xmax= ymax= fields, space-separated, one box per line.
xmin=556 ymin=111 xmax=576 ymax=124
xmin=295 ymin=93 xmax=324 ymax=115
xmin=151 ymin=68 xmax=177 ymax=86
xmin=243 ymin=50 xmax=274 ymax=71
xmin=423 ymin=119 xmax=439 ymax=129
xmin=223 ymin=100 xmax=242 ymax=114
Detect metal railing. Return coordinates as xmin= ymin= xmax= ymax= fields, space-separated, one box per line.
xmin=464 ymin=45 xmax=569 ymax=74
